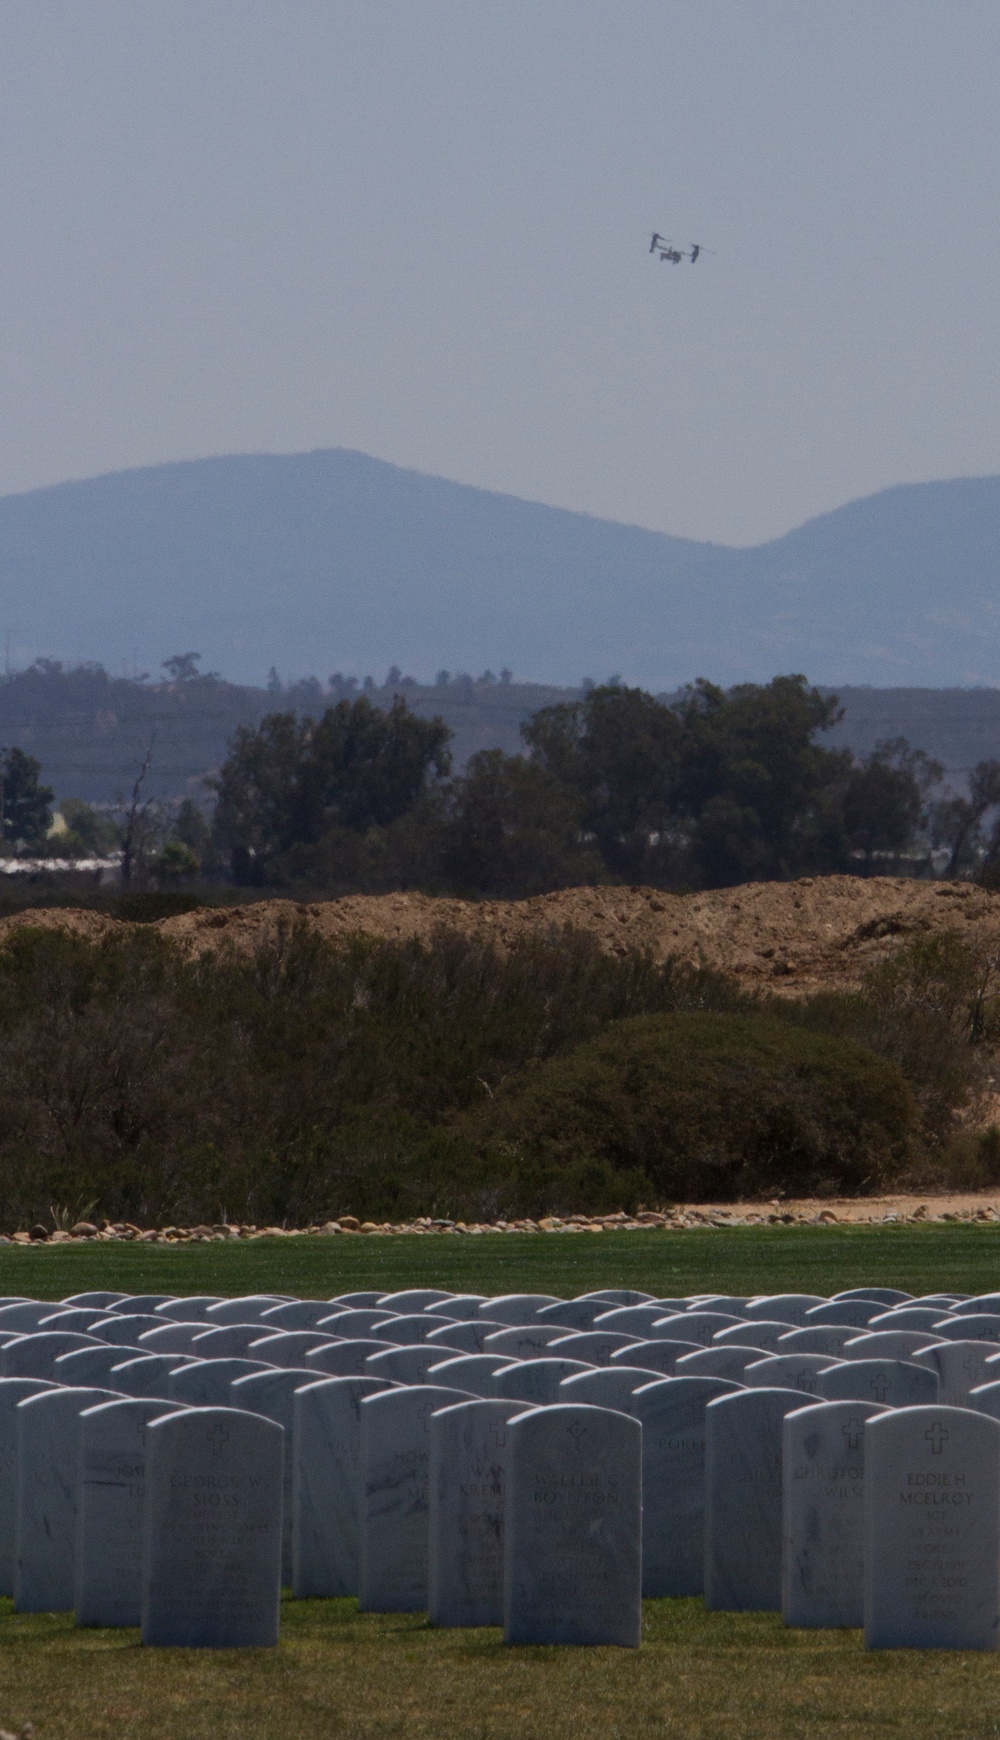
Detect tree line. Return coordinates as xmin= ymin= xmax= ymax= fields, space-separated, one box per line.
xmin=210 ymin=676 xmax=952 ymax=895
xmin=8 ymin=672 xmax=1000 ymax=894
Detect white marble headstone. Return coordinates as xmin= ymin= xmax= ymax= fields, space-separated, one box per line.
xmin=14 ymin=1386 xmax=121 ymax=1611
xmin=865 ymin=1405 xmax=1000 ymax=1650
xmin=141 ymin=1406 xmax=284 ymax=1647
xmin=75 ymin=1397 xmax=182 ymax=1626
xmin=630 ymin=1375 xmax=741 ymax=1596
xmin=704 ymin=1386 xmax=807 ymax=1611
xmin=817 ymin=1358 xmax=938 ymax=1407
xmin=915 ymin=1340 xmax=1000 ymax=1406
xmin=359 ymin=1384 xmax=474 ymax=1612
xmin=490 ymin=1358 xmax=595 ymax=1405
xmin=428 ymin=1398 xmax=527 ymax=1627
xmin=782 ymin=1399 xmax=888 ymax=1627
xmin=503 ymin=1404 xmax=641 ymax=1647
xmin=0 ymin=1378 xmax=56 ymax=1596
xmin=291 ymin=1375 xmax=396 ymax=1598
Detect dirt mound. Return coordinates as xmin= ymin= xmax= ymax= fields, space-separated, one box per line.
xmin=4 ymin=876 xmax=1000 ymax=992
xmin=0 ymin=906 xmax=118 ymax=949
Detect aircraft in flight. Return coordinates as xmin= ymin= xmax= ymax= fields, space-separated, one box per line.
xmin=649 ymin=233 xmax=702 ymax=263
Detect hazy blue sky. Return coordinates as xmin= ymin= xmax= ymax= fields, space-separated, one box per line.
xmin=0 ymin=1 xmax=997 ymax=543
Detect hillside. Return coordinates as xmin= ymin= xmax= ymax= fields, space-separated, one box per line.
xmin=1 ymin=450 xmax=1000 ymax=692
xmin=5 ymin=874 xmax=999 ymax=995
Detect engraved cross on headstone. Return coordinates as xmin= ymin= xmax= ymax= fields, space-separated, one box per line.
xmin=206 ymin=1422 xmax=230 ymax=1454
xmin=567 ymin=1420 xmax=587 ymax=1443
xmin=868 ymin=1374 xmax=890 ymax=1403
xmin=926 ymin=1422 xmax=949 ymax=1456
xmin=842 ymin=1417 xmax=865 ymax=1452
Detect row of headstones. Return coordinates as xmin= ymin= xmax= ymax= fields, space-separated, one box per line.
xmin=5 ymin=1281 xmax=1000 ymax=1646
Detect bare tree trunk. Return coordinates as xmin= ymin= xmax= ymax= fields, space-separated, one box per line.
xmin=120 ymin=735 xmax=155 ymax=886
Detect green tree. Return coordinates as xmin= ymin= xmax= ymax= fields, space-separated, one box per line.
xmin=442 ymin=749 xmax=601 ymax=896
xmin=0 ymin=747 xmax=54 ymax=852
xmin=841 ymin=738 xmax=941 ymax=871
xmin=213 ymin=695 xmax=451 ymax=879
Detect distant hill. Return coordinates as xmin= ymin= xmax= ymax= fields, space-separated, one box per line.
xmin=1 ymin=449 xmax=999 ymax=690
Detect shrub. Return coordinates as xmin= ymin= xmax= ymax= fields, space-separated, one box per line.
xmin=458 ymin=1011 xmax=917 ymax=1208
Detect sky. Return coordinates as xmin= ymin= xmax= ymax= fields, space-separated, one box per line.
xmin=0 ymin=1 xmax=997 ymax=546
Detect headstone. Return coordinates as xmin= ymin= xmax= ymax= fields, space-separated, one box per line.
xmin=965 ymin=1379 xmax=1000 ymax=1422
xmin=365 ymin=1344 xmax=466 ymax=1385
xmin=743 ymin=1295 xmax=826 ymax=1326
xmin=712 ymin=1321 xmax=798 ymax=1352
xmin=352 ymin=1314 xmax=446 ymax=1347
xmin=0 ymin=1303 xmax=63 ymax=1332
xmin=1 ymin=1331 xmax=103 ymax=1377
xmin=108 ymin=1295 xmax=176 ymax=1313
xmin=167 ymin=1357 xmax=278 ymax=1407
xmin=55 ymin=1345 xmax=145 ymax=1386
xmin=503 ymin=1404 xmax=642 ymax=1646
xmin=141 ymin=1407 xmax=283 ymax=1646
xmin=14 ymin=1386 xmax=121 ymax=1611
xmin=88 ymin=1314 xmax=169 ymax=1345
xmin=326 ymin=1291 xmax=386 ymax=1308
xmin=202 ymin=1296 xmax=289 ymax=1324
xmin=579 ymin=1290 xmax=655 ymax=1307
xmin=428 ymin=1399 xmax=527 ymax=1627
xmin=609 ymin=1338 xmax=701 ymax=1375
xmin=842 ymin=1330 xmax=944 ymax=1361
xmin=247 ymin=1331 xmax=340 ymax=1367
xmin=865 ymin=1405 xmax=1000 ymax=1649
xmin=359 ymin=1384 xmax=475 ymax=1611
xmin=932 ymin=1314 xmax=1000 ymax=1343
xmin=423 ymin=1295 xmax=489 ymax=1321
xmin=491 ymin=1358 xmax=595 ymax=1405
xmin=316 ymin=1308 xmax=403 ymax=1337
xmin=674 ymin=1346 xmax=764 ymax=1382
xmin=378 ymin=1290 xmax=453 ymax=1311
xmin=75 ymin=1397 xmax=181 ymax=1626
xmin=478 ymin=1295 xmax=561 ymax=1325
xmin=782 ymin=1399 xmax=888 ymax=1627
xmin=189 ymin=1325 xmax=280 ymax=1357
xmin=743 ymin=1354 xmax=843 ymax=1395
xmin=106 ymin=1354 xmax=193 ymax=1397
xmin=704 ymin=1387 xmax=807 ymax=1611
xmin=653 ymin=1312 xmax=743 ymax=1345
xmin=559 ymin=1367 xmax=663 ymax=1410
xmin=305 ymin=1339 xmax=397 ymax=1377
xmin=425 ymin=1354 xmax=518 ymax=1397
xmin=482 ymin=1325 xmax=577 ymax=1359
xmin=916 ymin=1340 xmax=1000 ymax=1406
xmin=867 ymin=1307 xmax=957 ymax=1332
xmin=831 ymin=1288 xmax=911 ymax=1306
xmin=152 ymin=1297 xmax=224 ymax=1322
xmin=776 ymin=1326 xmax=866 ymax=1356
xmin=63 ymin=1292 xmax=129 ymax=1308
xmin=592 ymin=1305 xmax=680 ymax=1335
xmin=425 ymin=1320 xmax=507 ymax=1353
xmin=0 ymin=1378 xmax=56 ymax=1596
xmin=802 ymin=1300 xmax=883 ymax=1328
xmin=138 ymin=1323 xmax=209 ymax=1353
xmin=258 ymin=1300 xmax=343 ymax=1330
xmin=630 ymin=1376 xmax=742 ymax=1596
xmin=817 ymin=1359 xmax=939 ymax=1407
xmin=953 ymin=1294 xmax=1000 ymax=1315
xmin=232 ymin=1367 xmax=334 ymax=1580
xmin=38 ymin=1308 xmax=119 ymax=1332
xmin=292 ymin=1375 xmax=397 ymax=1597
xmin=536 ymin=1300 xmax=611 ymax=1331
xmin=546 ymin=1331 xmax=640 ymax=1366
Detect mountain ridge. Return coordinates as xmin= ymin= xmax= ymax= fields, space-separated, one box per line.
xmin=0 ymin=447 xmax=997 ymax=690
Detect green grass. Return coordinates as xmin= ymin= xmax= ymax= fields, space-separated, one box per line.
xmin=2 ymin=1596 xmax=1000 ymax=1740
xmin=5 ymin=1223 xmax=1000 ymax=1302
xmin=5 ymin=1224 xmax=1000 ymax=1740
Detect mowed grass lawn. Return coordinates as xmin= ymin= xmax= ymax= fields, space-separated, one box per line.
xmin=4 ymin=1225 xmax=1000 ymax=1740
